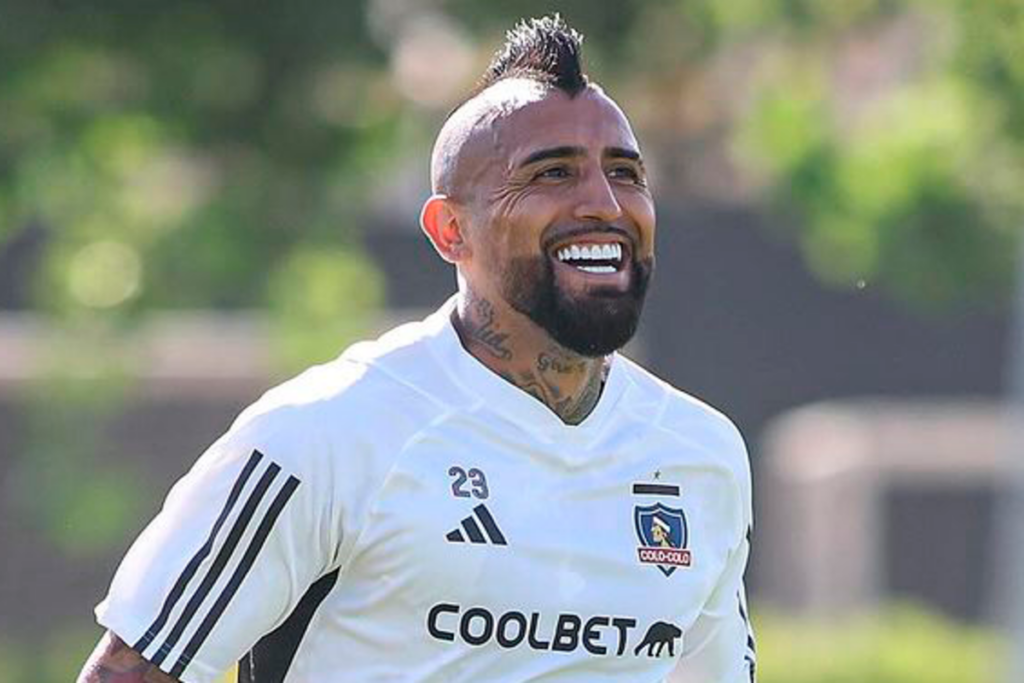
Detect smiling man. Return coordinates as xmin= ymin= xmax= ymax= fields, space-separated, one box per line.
xmin=79 ymin=16 xmax=755 ymax=683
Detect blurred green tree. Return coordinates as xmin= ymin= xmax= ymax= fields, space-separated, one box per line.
xmin=3 ymin=0 xmax=1020 ymax=318
xmin=0 ymin=0 xmax=394 ymax=339
xmin=718 ymin=0 xmax=1024 ymax=308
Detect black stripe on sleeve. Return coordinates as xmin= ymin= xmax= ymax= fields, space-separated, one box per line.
xmin=171 ymin=475 xmax=301 ymax=678
xmin=151 ymin=462 xmax=281 ymax=666
xmin=738 ymin=589 xmax=757 ymax=682
xmin=473 ymin=504 xmax=507 ymax=545
xmin=135 ymin=450 xmax=264 ymax=654
xmin=237 ymin=568 xmax=340 ymax=683
xmin=738 ymin=592 xmax=756 ymax=653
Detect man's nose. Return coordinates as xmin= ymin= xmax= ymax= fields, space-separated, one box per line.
xmin=573 ymin=168 xmax=623 ymax=223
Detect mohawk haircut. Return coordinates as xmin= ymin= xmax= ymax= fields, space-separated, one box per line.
xmin=475 ymin=14 xmax=589 ymax=98
xmin=431 ymin=16 xmax=591 ymax=195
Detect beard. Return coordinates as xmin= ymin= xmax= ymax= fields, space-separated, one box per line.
xmin=501 ymin=253 xmax=654 ymax=357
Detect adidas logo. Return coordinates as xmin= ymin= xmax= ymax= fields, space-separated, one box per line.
xmin=445 ymin=504 xmax=507 ymax=545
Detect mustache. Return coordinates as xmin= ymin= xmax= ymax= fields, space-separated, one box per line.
xmin=540 ymin=225 xmax=638 ymax=253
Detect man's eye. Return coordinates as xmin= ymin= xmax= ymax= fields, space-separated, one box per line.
xmin=534 ymin=166 xmax=570 ymax=180
xmin=609 ymin=166 xmax=644 ymax=183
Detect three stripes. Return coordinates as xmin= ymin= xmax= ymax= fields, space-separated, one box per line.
xmin=445 ymin=504 xmax=507 ymax=545
xmin=134 ymin=450 xmax=299 ymax=679
xmin=739 ymin=525 xmax=757 ymax=682
xmin=739 ymin=591 xmax=757 ymax=682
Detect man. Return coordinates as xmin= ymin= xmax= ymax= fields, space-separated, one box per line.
xmin=78 ymin=15 xmax=755 ymax=683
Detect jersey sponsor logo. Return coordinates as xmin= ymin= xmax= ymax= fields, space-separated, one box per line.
xmin=445 ymin=503 xmax=507 ymax=545
xmin=633 ymin=621 xmax=682 ymax=657
xmin=426 ymin=603 xmax=681 ymax=659
xmin=634 ymin=502 xmax=691 ymax=576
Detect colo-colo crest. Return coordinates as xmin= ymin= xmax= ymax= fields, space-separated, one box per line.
xmin=634 ymin=503 xmax=691 ymax=576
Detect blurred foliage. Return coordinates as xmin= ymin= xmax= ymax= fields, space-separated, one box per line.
xmin=728 ymin=0 xmax=1024 ymax=308
xmin=269 ymin=245 xmax=384 ymax=373
xmin=0 ymin=627 xmax=98 ymax=683
xmin=5 ymin=346 xmax=145 ymax=558
xmin=0 ymin=0 xmax=397 ymax=362
xmin=0 ymin=0 xmax=1020 ymax=322
xmin=756 ymin=604 xmax=1007 ymax=683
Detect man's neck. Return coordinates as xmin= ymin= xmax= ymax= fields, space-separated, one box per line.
xmin=452 ymin=292 xmax=609 ymax=426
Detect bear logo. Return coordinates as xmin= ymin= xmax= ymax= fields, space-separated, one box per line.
xmin=633 ymin=621 xmax=682 ymax=657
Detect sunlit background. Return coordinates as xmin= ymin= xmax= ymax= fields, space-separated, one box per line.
xmin=0 ymin=1 xmax=1021 ymax=681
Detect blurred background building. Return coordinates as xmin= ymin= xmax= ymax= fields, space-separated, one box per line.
xmin=0 ymin=1 xmax=1020 ymax=681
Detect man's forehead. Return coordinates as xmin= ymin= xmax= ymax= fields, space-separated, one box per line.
xmin=431 ymin=78 xmax=640 ymax=195
xmin=489 ymin=86 xmax=640 ymax=164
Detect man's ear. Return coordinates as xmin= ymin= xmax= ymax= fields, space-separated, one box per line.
xmin=420 ymin=194 xmax=470 ymax=264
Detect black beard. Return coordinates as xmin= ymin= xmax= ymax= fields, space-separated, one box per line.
xmin=501 ymin=254 xmax=654 ymax=357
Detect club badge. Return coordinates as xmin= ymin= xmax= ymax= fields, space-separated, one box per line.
xmin=634 ymin=503 xmax=691 ymax=576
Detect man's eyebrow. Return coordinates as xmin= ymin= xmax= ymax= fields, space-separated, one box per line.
xmin=517 ymin=145 xmax=586 ymax=168
xmin=605 ymin=146 xmax=642 ymax=163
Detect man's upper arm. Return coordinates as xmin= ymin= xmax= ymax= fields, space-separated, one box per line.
xmin=78 ymin=632 xmax=180 ymax=683
xmin=93 ymin=408 xmax=340 ymax=683
xmin=669 ymin=531 xmax=756 ymax=683
xmin=671 ymin=416 xmax=756 ymax=682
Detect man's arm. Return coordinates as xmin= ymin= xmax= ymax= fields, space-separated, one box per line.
xmin=78 ymin=631 xmax=180 ymax=683
xmin=669 ymin=529 xmax=756 ymax=683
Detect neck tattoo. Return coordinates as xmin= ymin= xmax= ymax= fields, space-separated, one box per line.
xmin=507 ymin=352 xmax=605 ymax=426
xmin=455 ymin=296 xmax=607 ymax=425
xmin=461 ymin=297 xmax=513 ymax=361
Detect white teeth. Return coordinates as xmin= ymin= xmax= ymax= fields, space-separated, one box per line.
xmin=554 ymin=242 xmax=626 ymax=266
xmin=578 ymin=265 xmax=617 ymax=274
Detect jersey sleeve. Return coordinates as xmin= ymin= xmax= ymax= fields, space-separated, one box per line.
xmin=670 ymin=418 xmax=756 ymax=683
xmin=669 ymin=529 xmax=756 ymax=683
xmin=95 ymin=406 xmax=342 ymax=683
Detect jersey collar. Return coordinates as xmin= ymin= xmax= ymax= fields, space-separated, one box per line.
xmin=424 ymin=296 xmax=629 ymax=448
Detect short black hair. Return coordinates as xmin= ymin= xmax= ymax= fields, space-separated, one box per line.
xmin=475 ymin=14 xmax=589 ymax=98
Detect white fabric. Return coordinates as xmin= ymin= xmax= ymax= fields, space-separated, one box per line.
xmin=96 ymin=299 xmax=755 ymax=682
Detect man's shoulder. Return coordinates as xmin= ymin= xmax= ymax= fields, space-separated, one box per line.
xmin=232 ymin=316 xmax=460 ymax=447
xmin=618 ymin=356 xmax=753 ymax=527
xmin=617 ymin=355 xmax=748 ymax=459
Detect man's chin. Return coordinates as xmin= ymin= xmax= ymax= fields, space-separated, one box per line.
xmin=544 ymin=296 xmax=645 ymax=357
xmin=503 ymin=254 xmax=653 ymax=356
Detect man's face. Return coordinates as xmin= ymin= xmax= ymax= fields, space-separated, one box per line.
xmin=459 ymin=85 xmax=656 ymax=357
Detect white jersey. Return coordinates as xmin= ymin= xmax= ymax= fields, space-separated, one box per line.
xmin=96 ymin=299 xmax=756 ymax=683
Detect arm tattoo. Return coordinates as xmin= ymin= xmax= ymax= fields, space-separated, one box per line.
xmin=461 ymin=298 xmax=514 ymax=360
xmin=79 ymin=633 xmax=179 ymax=683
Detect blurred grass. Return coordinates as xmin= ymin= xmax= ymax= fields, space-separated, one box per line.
xmin=756 ymin=603 xmax=1006 ymax=683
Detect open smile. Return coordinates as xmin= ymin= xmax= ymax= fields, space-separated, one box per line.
xmin=549 ymin=240 xmax=630 ymax=275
